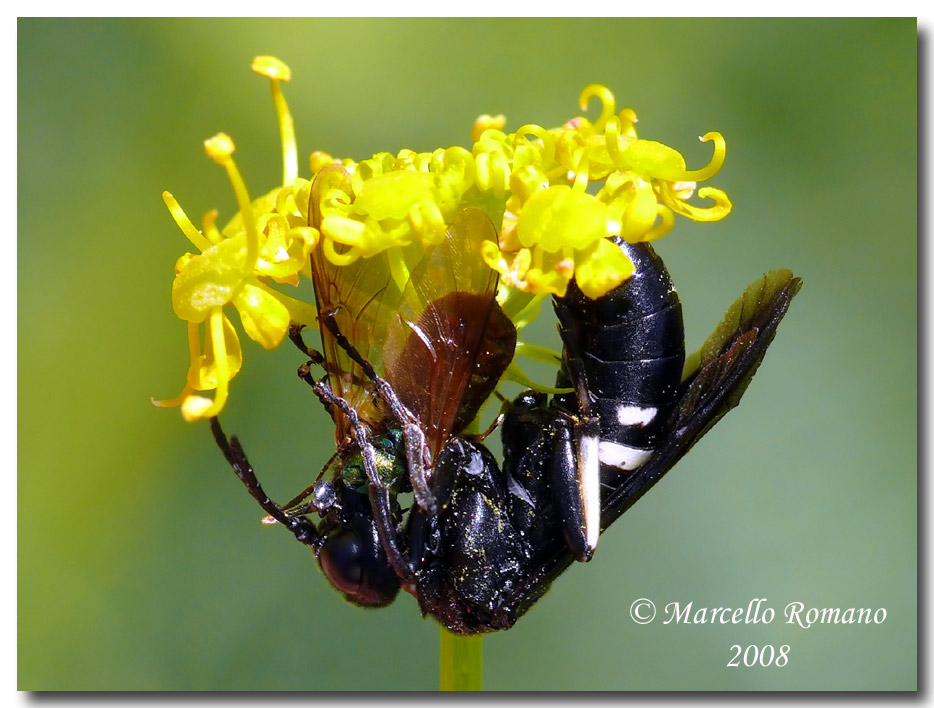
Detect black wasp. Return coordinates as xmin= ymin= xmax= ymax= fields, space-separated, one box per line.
xmin=211 ymin=165 xmax=802 ymax=634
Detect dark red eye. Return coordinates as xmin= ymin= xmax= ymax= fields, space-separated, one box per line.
xmin=319 ymin=524 xmax=399 ymax=608
xmin=319 ymin=529 xmax=365 ymax=592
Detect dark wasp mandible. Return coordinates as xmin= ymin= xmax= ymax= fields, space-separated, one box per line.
xmin=212 ymin=166 xmax=801 ymax=634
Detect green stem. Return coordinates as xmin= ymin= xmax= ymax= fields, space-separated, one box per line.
xmin=439 ymin=627 xmax=483 ymax=691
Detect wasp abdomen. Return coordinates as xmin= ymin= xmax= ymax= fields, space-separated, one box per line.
xmin=554 ymin=240 xmax=685 ymax=470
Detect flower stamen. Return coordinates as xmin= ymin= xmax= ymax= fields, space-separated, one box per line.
xmin=252 ymin=56 xmax=297 ymax=186
xmin=204 ymin=133 xmax=260 ymax=271
xmin=163 ymin=192 xmax=212 ymax=252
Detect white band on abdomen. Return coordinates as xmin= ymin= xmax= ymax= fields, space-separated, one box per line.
xmin=598 ymin=440 xmax=653 ymax=470
xmin=616 ymin=404 xmax=657 ymax=427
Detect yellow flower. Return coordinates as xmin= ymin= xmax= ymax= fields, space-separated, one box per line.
xmin=478 ymin=85 xmax=731 ymax=298
xmin=154 ymin=63 xmax=319 ymax=421
xmin=156 ymin=56 xmax=735 ymax=420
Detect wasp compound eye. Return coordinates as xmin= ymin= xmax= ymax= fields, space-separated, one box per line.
xmin=319 ymin=525 xmax=400 ymax=608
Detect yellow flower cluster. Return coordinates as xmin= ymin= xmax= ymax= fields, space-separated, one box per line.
xmin=155 ymin=56 xmax=732 ymax=420
xmin=311 ymin=84 xmax=731 ymax=300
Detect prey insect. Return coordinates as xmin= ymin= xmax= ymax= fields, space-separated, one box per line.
xmin=211 ymin=169 xmax=801 ymax=633
xmin=214 ymin=164 xmax=523 ymax=609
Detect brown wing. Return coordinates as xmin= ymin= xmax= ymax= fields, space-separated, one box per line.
xmin=382 ymin=208 xmax=517 ymax=463
xmin=308 ymin=165 xmax=404 ymax=445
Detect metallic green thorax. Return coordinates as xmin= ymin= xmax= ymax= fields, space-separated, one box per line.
xmin=341 ymin=428 xmax=407 ymax=489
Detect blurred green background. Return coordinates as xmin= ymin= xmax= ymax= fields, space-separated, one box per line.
xmin=18 ymin=18 xmax=916 ymax=690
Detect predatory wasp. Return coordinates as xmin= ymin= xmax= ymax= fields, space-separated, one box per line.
xmin=211 ymin=166 xmax=801 ymax=634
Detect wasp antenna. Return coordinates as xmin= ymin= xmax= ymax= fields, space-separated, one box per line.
xmin=210 ymin=417 xmax=322 ymax=550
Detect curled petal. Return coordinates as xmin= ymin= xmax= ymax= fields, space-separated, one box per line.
xmin=432 ymin=146 xmax=476 ymax=206
xmin=603 ymin=117 xmax=637 ymax=172
xmin=660 ymin=182 xmax=733 ymax=222
xmin=151 ymin=383 xmax=195 ymax=409
xmin=321 ymin=215 xmax=367 ymax=247
xmin=617 ymin=108 xmax=638 ymax=138
xmin=321 ymin=236 xmax=362 ymax=267
xmin=320 ymin=215 xmax=393 ymax=257
xmin=641 ymin=205 xmax=675 ymax=242
xmin=473 ymin=128 xmax=512 ymax=156
xmin=256 ymin=218 xmax=318 ymax=281
xmin=481 ymin=240 xmax=507 ymax=272
xmin=474 ymin=149 xmax=509 ymax=197
xmin=481 ymin=242 xmax=533 ymax=290
xmin=680 ymin=132 xmax=726 ymax=182
xmin=513 ymin=124 xmax=556 ymax=169
xmin=578 ymin=84 xmax=616 ymax=133
xmin=394 ymin=148 xmax=432 ymax=172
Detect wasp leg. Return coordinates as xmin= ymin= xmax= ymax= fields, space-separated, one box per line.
xmin=295 ymin=363 xmax=418 ymax=589
xmin=295 ymin=359 xmax=340 ymax=421
xmin=210 ymin=417 xmax=322 ymax=550
xmin=319 ymin=312 xmax=438 ymax=517
xmin=464 ymin=393 xmax=509 ymax=444
xmin=545 ymin=301 xmax=603 ymax=560
xmin=548 ymin=412 xmax=599 ymax=562
xmin=288 ymin=322 xmax=326 ymax=365
xmin=277 ymin=450 xmax=339 ymax=514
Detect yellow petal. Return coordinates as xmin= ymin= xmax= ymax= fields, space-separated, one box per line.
xmin=233 ymin=282 xmax=290 ymax=350
xmin=353 ymin=171 xmax=436 ymax=221
xmin=171 ymin=236 xmax=248 ymax=322
xmin=190 ymin=314 xmax=242 ymax=390
xmin=624 ymin=140 xmax=687 ymax=181
xmin=574 ymin=238 xmax=635 ymax=300
xmin=621 ymin=182 xmax=660 ymax=241
xmin=181 ymin=395 xmax=216 ymax=422
xmin=518 ymin=185 xmax=607 ymax=252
